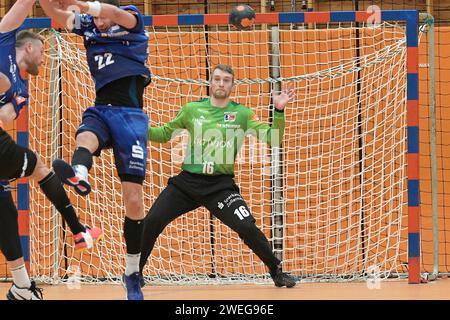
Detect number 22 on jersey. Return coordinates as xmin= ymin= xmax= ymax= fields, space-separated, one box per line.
xmin=95 ymin=53 xmax=115 ymax=70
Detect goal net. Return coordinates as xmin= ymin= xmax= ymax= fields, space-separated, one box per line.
xmin=24 ymin=13 xmax=422 ymax=284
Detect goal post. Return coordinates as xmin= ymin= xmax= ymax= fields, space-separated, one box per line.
xmin=16 ymin=10 xmax=423 ymax=284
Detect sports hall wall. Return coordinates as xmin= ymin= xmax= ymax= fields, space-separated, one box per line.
xmin=0 ymin=0 xmax=449 ymax=278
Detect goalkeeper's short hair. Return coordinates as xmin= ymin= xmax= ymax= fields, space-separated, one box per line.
xmin=212 ymin=64 xmax=235 ymax=82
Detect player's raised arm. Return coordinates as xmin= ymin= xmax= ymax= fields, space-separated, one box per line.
xmin=0 ymin=0 xmax=36 ymax=33
xmin=247 ymin=85 xmax=295 ymax=147
xmin=273 ymin=85 xmax=295 ymax=113
xmin=0 ymin=72 xmax=11 ymax=95
xmin=39 ymin=0 xmax=77 ymax=30
xmin=57 ymin=0 xmax=138 ymax=30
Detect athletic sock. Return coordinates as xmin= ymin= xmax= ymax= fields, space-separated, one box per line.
xmin=10 ymin=264 xmax=31 ymax=288
xmin=39 ymin=171 xmax=85 ymax=235
xmin=125 ymin=253 xmax=141 ymax=276
xmin=71 ymin=147 xmax=93 ymax=171
xmin=124 ymin=217 xmax=143 ymax=275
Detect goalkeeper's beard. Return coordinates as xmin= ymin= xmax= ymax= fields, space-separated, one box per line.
xmin=212 ymin=89 xmax=230 ymax=99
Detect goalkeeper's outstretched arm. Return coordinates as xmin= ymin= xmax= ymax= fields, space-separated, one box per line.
xmin=148 ymin=106 xmax=187 ymax=143
xmin=0 ymin=0 xmax=36 ymax=33
xmin=247 ymin=85 xmax=295 ymax=146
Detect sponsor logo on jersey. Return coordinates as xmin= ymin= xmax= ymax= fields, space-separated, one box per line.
xmin=224 ymin=112 xmax=237 ymax=122
xmin=193 ymin=116 xmax=211 ymax=125
xmin=131 ymin=140 xmax=144 ymax=159
xmin=217 ymin=123 xmax=241 ymax=129
xmin=9 ymin=55 xmax=17 ymax=83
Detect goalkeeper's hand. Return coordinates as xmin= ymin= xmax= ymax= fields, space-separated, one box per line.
xmin=273 ymin=84 xmax=295 ymax=111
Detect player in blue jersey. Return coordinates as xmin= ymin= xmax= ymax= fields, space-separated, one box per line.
xmin=0 ymin=0 xmax=102 ymax=300
xmin=39 ymin=0 xmax=151 ymax=300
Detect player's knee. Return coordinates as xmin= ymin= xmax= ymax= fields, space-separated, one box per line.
xmin=124 ymin=193 xmax=144 ymax=218
xmin=30 ymin=155 xmax=51 ymax=182
xmin=76 ymin=131 xmax=99 ymax=153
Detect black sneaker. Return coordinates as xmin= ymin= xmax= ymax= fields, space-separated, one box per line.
xmin=270 ymin=267 xmax=297 ymax=288
xmin=53 ymin=159 xmax=91 ymax=196
xmin=6 ymin=281 xmax=43 ymax=300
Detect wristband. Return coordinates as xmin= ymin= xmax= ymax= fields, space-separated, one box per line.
xmin=86 ymin=1 xmax=102 ymax=17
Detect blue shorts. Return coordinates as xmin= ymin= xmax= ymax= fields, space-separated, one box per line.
xmin=76 ymin=106 xmax=148 ymax=182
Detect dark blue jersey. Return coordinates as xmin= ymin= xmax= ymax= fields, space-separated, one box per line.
xmin=73 ymin=5 xmax=150 ymax=92
xmin=0 ymin=27 xmax=29 ymax=115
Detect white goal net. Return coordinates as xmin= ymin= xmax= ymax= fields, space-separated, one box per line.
xmin=27 ymin=19 xmax=422 ymax=284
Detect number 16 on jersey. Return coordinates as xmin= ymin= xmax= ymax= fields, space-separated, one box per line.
xmin=203 ymin=161 xmax=214 ymax=174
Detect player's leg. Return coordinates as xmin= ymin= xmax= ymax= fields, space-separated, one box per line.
xmin=0 ymin=127 xmax=101 ymax=252
xmin=107 ymin=107 xmax=149 ymax=300
xmin=53 ymin=107 xmax=110 ymax=196
xmin=204 ymin=186 xmax=297 ymax=288
xmin=121 ymin=180 xmax=144 ymax=278
xmin=120 ymin=180 xmax=199 ymax=298
xmin=0 ymin=182 xmax=42 ymax=300
xmin=31 ymin=154 xmax=102 ymax=251
xmin=139 ymin=183 xmax=201 ymax=274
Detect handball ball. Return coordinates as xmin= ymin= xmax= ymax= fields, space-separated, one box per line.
xmin=229 ymin=5 xmax=256 ymax=30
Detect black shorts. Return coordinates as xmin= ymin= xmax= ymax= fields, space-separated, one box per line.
xmin=0 ymin=128 xmax=37 ymax=180
xmin=95 ymin=75 xmax=149 ymax=108
xmin=168 ymin=171 xmax=239 ymax=203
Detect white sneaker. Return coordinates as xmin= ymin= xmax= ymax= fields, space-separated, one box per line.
xmin=6 ymin=281 xmax=43 ymax=300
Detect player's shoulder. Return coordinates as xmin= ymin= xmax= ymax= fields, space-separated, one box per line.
xmin=0 ymin=29 xmax=16 ymax=39
xmin=0 ymin=26 xmax=21 ymax=47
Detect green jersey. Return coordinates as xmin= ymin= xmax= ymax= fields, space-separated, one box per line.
xmin=148 ymin=98 xmax=285 ymax=176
